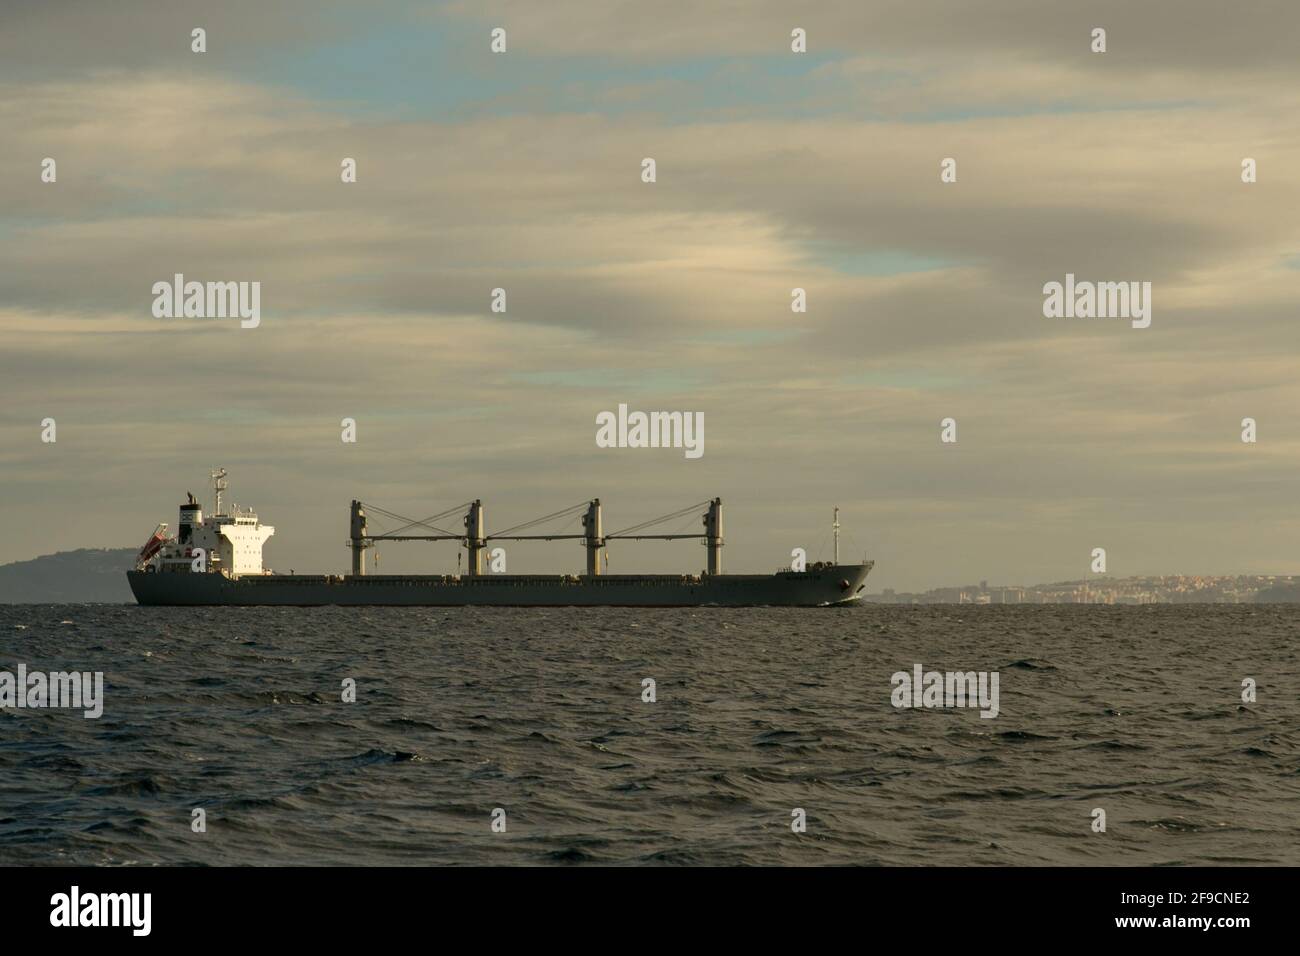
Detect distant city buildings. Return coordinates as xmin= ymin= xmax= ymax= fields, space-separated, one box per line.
xmin=868 ymin=575 xmax=1300 ymax=605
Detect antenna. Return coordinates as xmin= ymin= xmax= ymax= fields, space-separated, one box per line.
xmin=211 ymin=468 xmax=228 ymax=515
xmin=833 ymin=507 xmax=840 ymax=565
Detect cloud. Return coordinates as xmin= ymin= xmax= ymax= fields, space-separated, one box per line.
xmin=441 ymin=0 xmax=1300 ymax=75
xmin=2 ymin=2 xmax=1299 ymax=588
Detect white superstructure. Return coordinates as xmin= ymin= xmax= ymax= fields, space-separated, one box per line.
xmin=135 ymin=469 xmax=274 ymax=577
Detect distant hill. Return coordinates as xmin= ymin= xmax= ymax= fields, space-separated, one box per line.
xmin=1253 ymin=584 xmax=1300 ymax=603
xmin=0 ymin=548 xmax=136 ymax=603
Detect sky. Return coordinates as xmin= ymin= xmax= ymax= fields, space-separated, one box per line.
xmin=1 ymin=0 xmax=1298 ymax=590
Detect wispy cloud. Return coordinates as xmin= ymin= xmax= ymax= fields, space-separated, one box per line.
xmin=2 ymin=1 xmax=1298 ymax=587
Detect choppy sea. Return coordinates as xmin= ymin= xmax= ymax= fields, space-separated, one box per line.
xmin=1 ymin=604 xmax=1297 ymax=865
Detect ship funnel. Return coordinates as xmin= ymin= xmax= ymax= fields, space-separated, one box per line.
xmin=179 ymin=496 xmax=203 ymax=544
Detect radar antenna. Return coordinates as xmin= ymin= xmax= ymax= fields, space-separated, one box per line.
xmin=833 ymin=507 xmax=840 ymax=565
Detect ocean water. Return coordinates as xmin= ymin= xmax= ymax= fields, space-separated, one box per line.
xmin=1 ymin=604 xmax=1297 ymax=866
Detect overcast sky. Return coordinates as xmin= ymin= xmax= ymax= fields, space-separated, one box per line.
xmin=2 ymin=0 xmax=1298 ymax=589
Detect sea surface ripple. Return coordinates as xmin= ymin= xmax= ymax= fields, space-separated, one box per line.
xmin=1 ymin=604 xmax=1297 ymax=866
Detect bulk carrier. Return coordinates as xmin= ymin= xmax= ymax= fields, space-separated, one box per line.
xmin=127 ymin=471 xmax=873 ymax=607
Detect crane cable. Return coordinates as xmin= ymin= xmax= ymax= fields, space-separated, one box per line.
xmin=492 ymin=500 xmax=592 ymax=537
xmin=607 ymin=500 xmax=712 ymax=538
xmin=358 ymin=500 xmax=472 ymax=538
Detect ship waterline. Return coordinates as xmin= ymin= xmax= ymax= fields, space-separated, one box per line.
xmin=127 ymin=567 xmax=873 ymax=607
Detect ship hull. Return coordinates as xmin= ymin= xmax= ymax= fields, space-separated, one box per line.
xmin=127 ymin=565 xmax=872 ymax=608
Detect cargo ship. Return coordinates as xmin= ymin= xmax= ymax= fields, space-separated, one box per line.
xmin=127 ymin=471 xmax=873 ymax=607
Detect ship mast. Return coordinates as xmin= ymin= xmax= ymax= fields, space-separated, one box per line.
xmin=211 ymin=468 xmax=228 ymax=515
xmin=833 ymin=507 xmax=840 ymax=564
